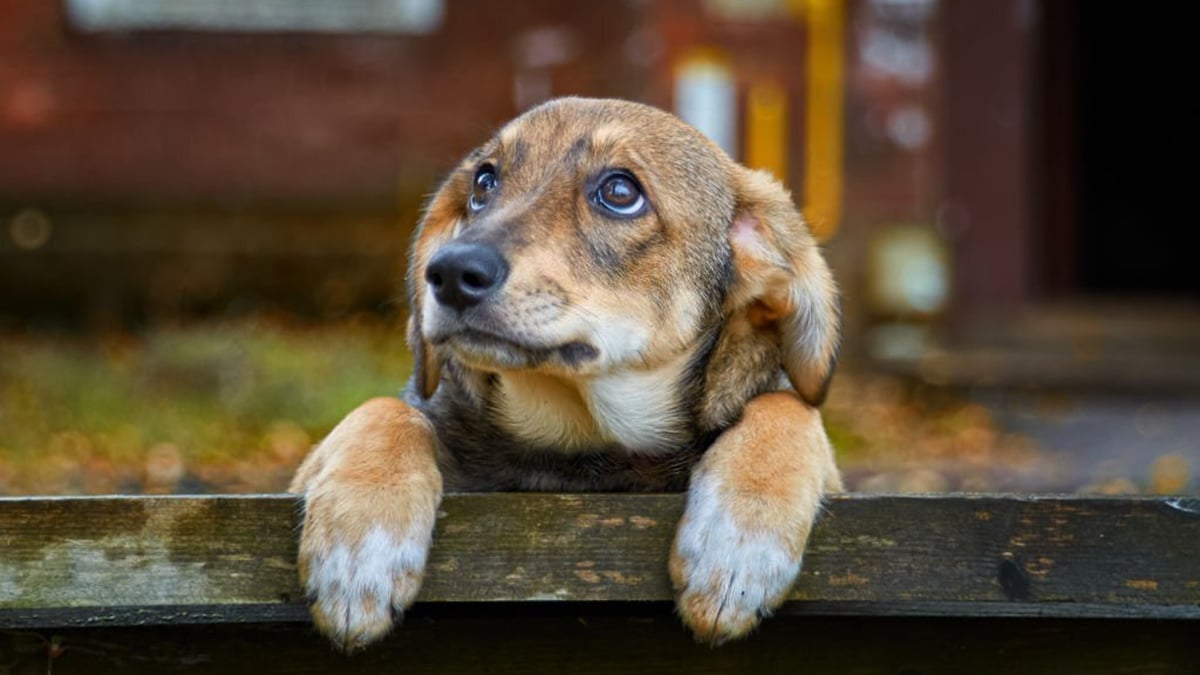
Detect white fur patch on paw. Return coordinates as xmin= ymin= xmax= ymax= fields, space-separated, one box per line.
xmin=302 ymin=525 xmax=431 ymax=652
xmin=671 ymin=476 xmax=803 ymax=644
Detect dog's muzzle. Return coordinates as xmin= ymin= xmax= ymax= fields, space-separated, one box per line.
xmin=425 ymin=241 xmax=509 ymax=312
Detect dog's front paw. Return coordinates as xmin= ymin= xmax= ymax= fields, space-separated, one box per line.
xmin=290 ymin=399 xmax=443 ymax=652
xmin=298 ymin=489 xmax=436 ymax=652
xmin=669 ymin=476 xmax=806 ymax=644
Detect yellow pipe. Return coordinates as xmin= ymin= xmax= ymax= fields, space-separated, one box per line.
xmin=801 ymin=0 xmax=845 ymax=241
xmin=745 ymin=80 xmax=789 ymax=184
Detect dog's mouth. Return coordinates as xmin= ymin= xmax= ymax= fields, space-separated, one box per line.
xmin=434 ymin=326 xmax=599 ymax=370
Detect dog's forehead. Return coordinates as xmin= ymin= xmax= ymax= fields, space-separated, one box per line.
xmin=452 ymin=98 xmax=739 ymax=232
xmin=492 ymin=98 xmax=721 ymax=170
xmin=505 ymin=98 xmax=677 ymax=138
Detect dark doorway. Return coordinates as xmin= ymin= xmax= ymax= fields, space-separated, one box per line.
xmin=1049 ymin=3 xmax=1198 ymax=297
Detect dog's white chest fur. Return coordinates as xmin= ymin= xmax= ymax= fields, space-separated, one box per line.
xmin=495 ymin=351 xmax=692 ymax=454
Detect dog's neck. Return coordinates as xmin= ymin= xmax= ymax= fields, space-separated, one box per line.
xmin=493 ymin=347 xmax=696 ymax=455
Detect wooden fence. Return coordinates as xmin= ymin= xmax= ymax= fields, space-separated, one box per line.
xmin=2 ymin=493 xmax=1198 ymax=673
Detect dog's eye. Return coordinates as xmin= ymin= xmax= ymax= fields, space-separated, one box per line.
xmin=469 ymin=165 xmax=498 ymax=212
xmin=595 ymin=173 xmax=646 ymax=217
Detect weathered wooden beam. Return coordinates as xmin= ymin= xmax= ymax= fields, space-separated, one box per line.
xmin=1 ymin=494 xmax=1198 ymax=630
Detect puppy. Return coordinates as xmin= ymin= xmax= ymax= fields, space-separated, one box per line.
xmin=290 ymin=97 xmax=842 ymax=651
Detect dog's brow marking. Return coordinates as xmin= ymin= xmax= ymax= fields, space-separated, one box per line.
xmin=567 ymin=135 xmax=590 ymax=162
xmin=505 ymin=139 xmax=529 ymax=173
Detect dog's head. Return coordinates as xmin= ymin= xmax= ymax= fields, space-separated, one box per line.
xmin=408 ymin=97 xmax=837 ymax=415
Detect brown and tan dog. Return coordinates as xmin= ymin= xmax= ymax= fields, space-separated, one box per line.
xmin=290 ymin=97 xmax=842 ymax=651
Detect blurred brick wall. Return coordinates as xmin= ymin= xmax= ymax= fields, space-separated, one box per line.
xmin=0 ymin=0 xmax=649 ymax=324
xmin=0 ymin=1 xmax=643 ymax=202
xmin=2 ymin=0 xmax=970 ymax=331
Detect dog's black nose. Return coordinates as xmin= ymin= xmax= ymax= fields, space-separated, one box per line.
xmin=425 ymin=242 xmax=509 ymax=311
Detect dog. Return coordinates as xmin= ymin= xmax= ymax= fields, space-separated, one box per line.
xmin=290 ymin=97 xmax=842 ymax=652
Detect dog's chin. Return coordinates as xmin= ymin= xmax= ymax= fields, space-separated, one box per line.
xmin=435 ymin=328 xmax=600 ymax=373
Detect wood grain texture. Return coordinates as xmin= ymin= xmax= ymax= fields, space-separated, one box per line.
xmin=1 ymin=494 xmax=1199 ymax=630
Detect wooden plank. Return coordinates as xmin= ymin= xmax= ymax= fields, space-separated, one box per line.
xmin=3 ymin=616 xmax=1198 ymax=675
xmin=1 ymin=494 xmax=1199 ymax=629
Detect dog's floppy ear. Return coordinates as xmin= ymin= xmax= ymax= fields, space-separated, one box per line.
xmin=727 ymin=167 xmax=840 ymax=406
xmin=406 ymin=172 xmax=468 ymax=399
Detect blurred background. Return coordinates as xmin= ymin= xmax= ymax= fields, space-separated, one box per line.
xmin=1 ymin=0 xmax=1195 ymax=495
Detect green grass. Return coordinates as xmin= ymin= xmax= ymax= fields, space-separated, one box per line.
xmin=0 ymin=315 xmax=412 ymax=494
xmin=3 ymin=317 xmax=1103 ymax=496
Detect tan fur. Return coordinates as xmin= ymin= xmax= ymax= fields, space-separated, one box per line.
xmin=292 ymin=97 xmax=842 ymax=650
xmin=724 ymin=168 xmax=840 ymax=406
xmin=290 ymin=397 xmax=442 ymax=651
xmin=408 ymin=100 xmax=741 ymax=388
xmin=495 ymin=371 xmax=599 ymax=450
xmin=670 ymin=393 xmax=842 ymax=639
